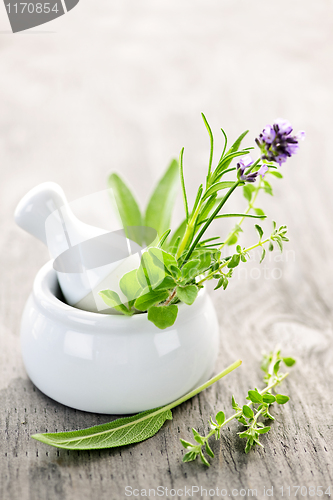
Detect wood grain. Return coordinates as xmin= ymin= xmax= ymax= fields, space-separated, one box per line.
xmin=1 ymin=1 xmax=333 ymax=498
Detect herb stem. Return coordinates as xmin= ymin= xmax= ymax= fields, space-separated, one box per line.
xmin=220 ymin=177 xmax=262 ymax=251
xmin=197 ymin=235 xmax=270 ymax=286
xmin=181 ymin=180 xmax=241 ymax=265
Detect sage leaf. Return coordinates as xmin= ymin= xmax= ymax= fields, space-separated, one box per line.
xmin=108 ymin=173 xmax=143 ymax=245
xmin=32 ymin=408 xmax=173 ymax=450
xmin=98 ymin=290 xmax=132 ymax=315
xmin=176 ymin=285 xmax=198 ymax=305
xmin=32 ymin=360 xmax=242 ymax=451
xmin=145 ymin=159 xmax=179 ymax=236
xmin=148 ymin=304 xmax=178 ymax=329
xmin=134 ymin=290 xmax=169 ymax=312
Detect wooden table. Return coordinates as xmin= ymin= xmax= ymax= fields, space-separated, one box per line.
xmin=1 ymin=1 xmax=333 ymax=498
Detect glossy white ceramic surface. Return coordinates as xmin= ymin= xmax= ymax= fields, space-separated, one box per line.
xmin=20 ymin=261 xmax=220 ymax=414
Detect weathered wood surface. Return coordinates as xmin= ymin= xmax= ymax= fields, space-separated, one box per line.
xmin=1 ymin=1 xmax=333 ymax=498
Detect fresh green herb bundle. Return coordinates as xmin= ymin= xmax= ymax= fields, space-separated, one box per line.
xmin=99 ymin=116 xmax=304 ymax=329
xmin=32 ymin=347 xmax=295 ymax=464
xmin=180 ymin=347 xmax=295 ymax=466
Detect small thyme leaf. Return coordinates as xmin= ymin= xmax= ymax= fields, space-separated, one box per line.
xmin=180 ymin=347 xmax=295 ymax=466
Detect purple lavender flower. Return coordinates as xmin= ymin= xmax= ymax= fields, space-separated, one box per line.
xmin=256 ymin=119 xmax=305 ymax=166
xmin=237 ymin=156 xmax=258 ymax=183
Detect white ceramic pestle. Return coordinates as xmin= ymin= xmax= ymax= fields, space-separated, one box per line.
xmin=14 ymin=182 xmax=146 ymax=313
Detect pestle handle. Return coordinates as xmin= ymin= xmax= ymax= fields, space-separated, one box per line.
xmin=14 ymin=182 xmax=69 ymax=246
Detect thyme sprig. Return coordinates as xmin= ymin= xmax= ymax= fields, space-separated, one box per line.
xmin=180 ymin=347 xmax=295 ymax=466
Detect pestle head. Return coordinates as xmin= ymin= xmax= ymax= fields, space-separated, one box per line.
xmin=14 ymin=182 xmax=68 ymax=246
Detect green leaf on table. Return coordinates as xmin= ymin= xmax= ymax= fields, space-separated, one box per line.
xmin=242 ymin=405 xmax=254 ymax=419
xmin=254 ymin=208 xmax=265 ymax=216
xmin=260 ymin=248 xmax=266 ymax=264
xmin=98 ymin=290 xmax=132 ymax=315
xmin=205 ymin=441 xmax=215 ymax=458
xmin=145 ymin=159 xmax=179 ymax=237
xmin=275 ymin=394 xmax=290 ymax=404
xmin=148 ymin=304 xmax=178 ymax=329
xmin=108 ymin=173 xmax=143 ymax=245
xmin=283 ymin=357 xmax=296 ymax=367
xmin=247 ymin=389 xmax=263 ymax=404
xmin=262 ymin=394 xmax=276 ymax=404
xmin=32 ymin=407 xmax=173 ymax=450
xmin=257 ymin=426 xmax=271 ymax=434
xmin=215 ymin=411 xmax=225 ymax=426
xmin=134 ymin=290 xmax=169 ymax=312
xmin=183 ymin=451 xmax=197 ymax=462
xmin=192 ymin=428 xmax=204 ymax=445
xmin=176 ymin=285 xmax=198 ymax=305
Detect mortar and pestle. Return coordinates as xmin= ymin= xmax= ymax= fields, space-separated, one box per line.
xmin=15 ymin=183 xmax=219 ymax=414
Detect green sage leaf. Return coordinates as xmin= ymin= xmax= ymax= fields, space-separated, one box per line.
xmin=108 ymin=173 xmax=143 ymax=245
xmin=145 ymin=159 xmax=179 ymax=236
xmin=32 ymin=408 xmax=172 ymax=450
